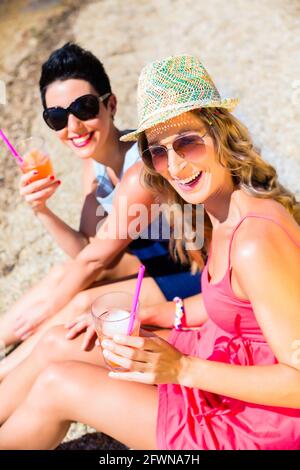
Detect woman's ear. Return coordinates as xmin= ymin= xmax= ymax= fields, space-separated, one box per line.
xmin=108 ymin=94 xmax=117 ymax=120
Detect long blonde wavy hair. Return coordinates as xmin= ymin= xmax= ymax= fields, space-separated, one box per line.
xmin=139 ymin=107 xmax=300 ymax=271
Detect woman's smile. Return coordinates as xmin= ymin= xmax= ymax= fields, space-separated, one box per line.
xmin=173 ymin=170 xmax=203 ymax=192
xmin=69 ymin=131 xmax=95 ymax=148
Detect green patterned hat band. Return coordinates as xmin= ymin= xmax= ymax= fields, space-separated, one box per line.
xmin=121 ymin=55 xmax=239 ymax=142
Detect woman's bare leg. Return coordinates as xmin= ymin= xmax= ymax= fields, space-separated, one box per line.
xmin=0 ymin=251 xmax=140 ymax=349
xmin=0 ymin=361 xmax=158 ymax=450
xmin=0 ymin=323 xmax=170 ymax=425
xmin=0 ymin=264 xmax=65 ymax=347
xmin=0 ymin=274 xmax=165 ymax=381
xmin=0 ymin=326 xmax=103 ymax=424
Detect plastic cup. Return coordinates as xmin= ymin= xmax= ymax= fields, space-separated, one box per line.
xmin=91 ymin=292 xmax=140 ymax=371
xmin=17 ymin=136 xmax=54 ymax=182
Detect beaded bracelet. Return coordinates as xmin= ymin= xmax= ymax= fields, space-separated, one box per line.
xmin=173 ymin=296 xmax=185 ymax=330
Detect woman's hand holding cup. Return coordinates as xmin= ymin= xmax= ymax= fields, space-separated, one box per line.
xmin=19 ymin=170 xmax=61 ymax=212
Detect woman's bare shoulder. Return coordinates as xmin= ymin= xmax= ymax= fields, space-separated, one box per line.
xmin=237 ymin=189 xmax=299 ymax=229
xmin=122 ymin=160 xmax=144 ymax=179
xmin=231 ymin=190 xmax=300 ymax=264
xmin=116 ymin=161 xmax=154 ymax=205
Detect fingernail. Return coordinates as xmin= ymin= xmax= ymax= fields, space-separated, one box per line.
xmin=101 ymin=340 xmax=110 ymax=348
xmin=57 ymin=180 xmax=61 ymax=185
xmin=113 ymin=335 xmax=123 ymax=342
xmin=108 ymin=372 xmax=116 ymax=378
xmin=50 ymin=175 xmax=55 ymax=181
xmin=102 ymin=349 xmax=109 ymax=357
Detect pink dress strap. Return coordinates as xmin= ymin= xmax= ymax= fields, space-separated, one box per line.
xmin=226 ymin=212 xmax=300 ymax=270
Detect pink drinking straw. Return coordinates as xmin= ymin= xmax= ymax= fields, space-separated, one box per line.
xmin=0 ymin=128 xmax=23 ymax=165
xmin=127 ymin=264 xmax=145 ymax=335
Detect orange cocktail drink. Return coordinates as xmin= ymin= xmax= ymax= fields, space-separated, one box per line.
xmin=18 ymin=137 xmax=54 ymax=182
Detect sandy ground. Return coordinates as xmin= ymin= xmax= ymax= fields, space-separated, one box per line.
xmin=0 ymin=0 xmax=299 ymax=449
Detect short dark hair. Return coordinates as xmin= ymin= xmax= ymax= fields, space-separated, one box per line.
xmin=39 ymin=42 xmax=112 ymax=108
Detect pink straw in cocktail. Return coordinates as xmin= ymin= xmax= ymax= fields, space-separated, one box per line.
xmin=0 ymin=128 xmax=23 ymax=165
xmin=127 ymin=264 xmax=145 ymax=335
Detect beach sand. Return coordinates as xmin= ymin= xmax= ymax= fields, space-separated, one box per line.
xmin=0 ymin=0 xmax=299 ymax=449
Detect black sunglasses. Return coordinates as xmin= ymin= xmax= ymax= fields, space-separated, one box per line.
xmin=43 ymin=93 xmax=111 ymax=131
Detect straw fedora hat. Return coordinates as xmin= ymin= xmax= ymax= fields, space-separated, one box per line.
xmin=120 ymin=55 xmax=239 ymax=142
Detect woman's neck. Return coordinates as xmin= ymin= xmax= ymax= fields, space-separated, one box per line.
xmin=93 ymin=126 xmax=131 ymax=177
xmin=204 ymin=185 xmax=243 ymax=230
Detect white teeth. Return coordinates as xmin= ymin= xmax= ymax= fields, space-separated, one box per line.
xmin=73 ymin=133 xmax=91 ymax=144
xmin=178 ymin=171 xmax=201 ymax=185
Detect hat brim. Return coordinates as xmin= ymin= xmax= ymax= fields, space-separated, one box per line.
xmin=120 ymin=97 xmax=239 ymax=142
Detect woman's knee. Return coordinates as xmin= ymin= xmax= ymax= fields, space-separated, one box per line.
xmin=66 ymin=291 xmax=93 ymax=320
xmin=33 ymin=325 xmax=70 ymax=365
xmin=26 ymin=362 xmax=70 ymax=413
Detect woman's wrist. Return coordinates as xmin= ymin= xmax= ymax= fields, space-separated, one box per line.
xmin=178 ymin=355 xmax=206 ymax=388
xmin=34 ymin=204 xmax=50 ymax=216
xmin=139 ymin=306 xmax=152 ymax=325
xmin=140 ymin=303 xmax=167 ymax=325
xmin=140 ymin=301 xmax=174 ymax=328
xmin=178 ymin=354 xmax=193 ymax=386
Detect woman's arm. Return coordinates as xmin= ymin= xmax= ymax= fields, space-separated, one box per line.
xmin=43 ymin=162 xmax=155 ymax=316
xmin=35 ymin=159 xmax=104 ymax=257
xmin=181 ymin=356 xmax=300 ymax=408
xmin=180 ymin=220 xmax=300 ymax=407
xmin=36 ymin=206 xmax=89 ymax=257
xmin=140 ymin=293 xmax=208 ymax=328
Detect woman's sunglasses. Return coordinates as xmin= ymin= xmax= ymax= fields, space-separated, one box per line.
xmin=43 ymin=93 xmax=111 ymax=131
xmin=143 ymin=131 xmax=208 ymax=173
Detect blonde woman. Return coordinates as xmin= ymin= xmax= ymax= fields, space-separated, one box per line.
xmin=1 ymin=56 xmax=300 ymax=450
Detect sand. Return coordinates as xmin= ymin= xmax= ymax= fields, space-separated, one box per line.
xmin=0 ymin=0 xmax=299 ymax=449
